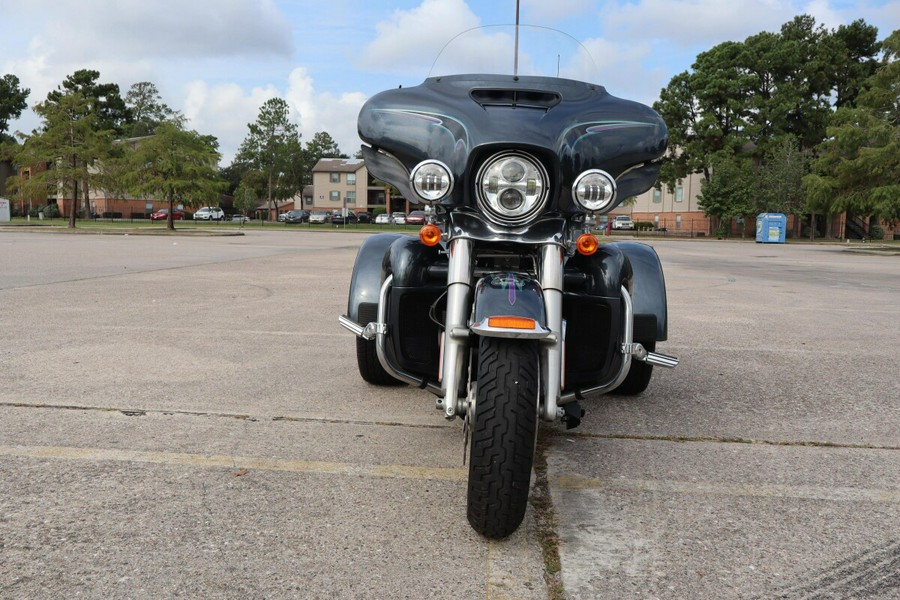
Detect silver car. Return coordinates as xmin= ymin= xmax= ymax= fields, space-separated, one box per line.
xmin=309 ymin=210 xmax=330 ymax=224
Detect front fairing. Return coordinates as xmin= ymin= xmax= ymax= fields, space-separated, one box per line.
xmin=358 ymin=74 xmax=667 ymax=215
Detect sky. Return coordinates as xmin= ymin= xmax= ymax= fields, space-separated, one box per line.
xmin=1 ymin=0 xmax=897 ymax=166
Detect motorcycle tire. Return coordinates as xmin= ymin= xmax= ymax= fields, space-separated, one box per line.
xmin=355 ymin=337 xmax=404 ymax=386
xmin=613 ymin=341 xmax=655 ymax=395
xmin=467 ymin=336 xmax=539 ymax=539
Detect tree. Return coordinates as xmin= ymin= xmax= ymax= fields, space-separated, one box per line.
xmin=236 ymin=98 xmax=303 ymax=220
xmin=47 ymin=69 xmax=130 ymax=135
xmin=232 ymin=180 xmax=257 ymax=217
xmin=697 ymin=154 xmax=756 ymax=237
xmin=0 ymin=73 xmax=29 ymax=141
xmin=654 ymin=16 xmax=882 ymax=190
xmin=302 ymin=131 xmax=346 ymax=185
xmin=805 ymin=30 xmax=900 ymax=229
xmin=16 ymin=90 xmax=113 ymax=228
xmin=127 ymin=120 xmax=224 ymax=230
xmin=125 ymin=81 xmax=177 ymax=137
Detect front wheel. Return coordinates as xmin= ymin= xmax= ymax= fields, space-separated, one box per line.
xmin=467 ymin=336 xmax=539 ymax=539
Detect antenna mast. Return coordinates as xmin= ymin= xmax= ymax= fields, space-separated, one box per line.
xmin=514 ymin=0 xmax=520 ymax=77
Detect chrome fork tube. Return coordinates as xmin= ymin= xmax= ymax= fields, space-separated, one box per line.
xmin=440 ymin=238 xmax=473 ymax=419
xmin=539 ymin=244 xmax=565 ymax=421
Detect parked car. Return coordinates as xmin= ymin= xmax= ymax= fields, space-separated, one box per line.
xmin=611 ymin=215 xmax=635 ymax=230
xmin=309 ymin=210 xmax=331 ymax=224
xmin=331 ymin=210 xmax=359 ymax=225
xmin=277 ymin=212 xmax=288 ymax=222
xmin=357 ymin=211 xmax=372 ymax=223
xmin=231 ymin=214 xmax=251 ymax=224
xmin=150 ymin=208 xmax=185 ymax=221
xmin=283 ymin=209 xmax=309 ymax=224
xmin=390 ymin=212 xmax=407 ymax=225
xmin=406 ymin=210 xmax=427 ymax=225
xmin=194 ymin=206 xmax=225 ymax=221
xmin=374 ymin=213 xmax=390 ymax=224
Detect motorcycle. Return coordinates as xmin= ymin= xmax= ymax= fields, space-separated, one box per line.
xmin=339 ymin=26 xmax=678 ymax=539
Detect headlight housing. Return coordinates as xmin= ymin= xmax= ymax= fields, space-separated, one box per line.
xmin=410 ymin=160 xmax=453 ymax=203
xmin=572 ymin=169 xmax=617 ymax=213
xmin=476 ymin=151 xmax=549 ymax=226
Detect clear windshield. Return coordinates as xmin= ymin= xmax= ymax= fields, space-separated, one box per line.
xmin=428 ymin=25 xmax=600 ymax=83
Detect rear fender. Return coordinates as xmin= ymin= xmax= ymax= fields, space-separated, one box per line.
xmin=608 ymin=241 xmax=668 ymax=341
xmin=347 ymin=233 xmax=403 ymax=324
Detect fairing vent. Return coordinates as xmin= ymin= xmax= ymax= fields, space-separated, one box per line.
xmin=470 ymin=89 xmax=561 ymax=110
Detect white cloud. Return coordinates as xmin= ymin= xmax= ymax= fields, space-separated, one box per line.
xmin=520 ymin=0 xmax=596 ymax=22
xmin=182 ymin=69 xmax=367 ymax=165
xmin=360 ymin=0 xmax=483 ymax=74
xmin=600 ymin=0 xmax=793 ymax=47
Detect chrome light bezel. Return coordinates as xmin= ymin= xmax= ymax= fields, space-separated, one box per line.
xmin=475 ymin=151 xmax=549 ymax=227
xmin=410 ymin=159 xmax=454 ymax=203
xmin=572 ymin=169 xmax=617 ymax=213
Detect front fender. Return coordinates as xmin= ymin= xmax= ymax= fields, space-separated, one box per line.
xmin=470 ymin=273 xmax=551 ymax=339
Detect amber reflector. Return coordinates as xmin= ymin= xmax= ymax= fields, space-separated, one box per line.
xmin=488 ymin=316 xmax=536 ymax=330
xmin=419 ymin=224 xmax=442 ymax=246
xmin=576 ymin=233 xmax=599 ymax=255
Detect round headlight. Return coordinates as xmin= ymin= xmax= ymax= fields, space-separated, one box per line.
xmin=476 ymin=151 xmax=548 ymax=226
xmin=572 ymin=169 xmax=617 ymax=212
xmin=410 ymin=160 xmax=453 ymax=203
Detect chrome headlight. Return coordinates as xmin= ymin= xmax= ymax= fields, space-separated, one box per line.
xmin=476 ymin=151 xmax=549 ymax=226
xmin=572 ymin=169 xmax=617 ymax=212
xmin=410 ymin=160 xmax=453 ymax=203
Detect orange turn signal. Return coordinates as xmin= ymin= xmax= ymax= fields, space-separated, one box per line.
xmin=419 ymin=224 xmax=442 ymax=246
xmin=576 ymin=233 xmax=599 ymax=255
xmin=488 ymin=316 xmax=536 ymax=330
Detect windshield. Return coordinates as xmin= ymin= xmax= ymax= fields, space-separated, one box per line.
xmin=428 ymin=25 xmax=599 ymax=83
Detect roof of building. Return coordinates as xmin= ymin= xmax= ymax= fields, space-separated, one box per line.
xmin=312 ymin=158 xmax=365 ymax=173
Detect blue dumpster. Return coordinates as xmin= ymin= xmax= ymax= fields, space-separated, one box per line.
xmin=756 ymin=213 xmax=787 ymax=243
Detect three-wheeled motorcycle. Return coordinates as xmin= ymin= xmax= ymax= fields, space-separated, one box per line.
xmin=339 ymin=26 xmax=678 ymax=539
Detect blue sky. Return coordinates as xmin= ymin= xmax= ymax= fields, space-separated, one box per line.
xmin=1 ymin=0 xmax=897 ymax=164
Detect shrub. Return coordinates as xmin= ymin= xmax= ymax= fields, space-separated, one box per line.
xmin=869 ymin=224 xmax=884 ymax=240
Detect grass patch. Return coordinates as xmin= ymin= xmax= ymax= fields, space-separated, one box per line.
xmin=531 ymin=429 xmax=566 ymax=600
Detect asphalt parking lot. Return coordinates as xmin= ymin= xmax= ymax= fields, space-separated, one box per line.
xmin=1 ymin=229 xmax=898 ymax=599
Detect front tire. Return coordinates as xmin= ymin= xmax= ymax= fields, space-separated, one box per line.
xmin=467 ymin=336 xmax=539 ymax=539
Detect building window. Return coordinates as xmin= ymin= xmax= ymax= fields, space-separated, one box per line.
xmin=675 ymin=185 xmax=684 ymax=203
xmin=675 ymin=214 xmax=682 ymax=230
xmin=345 ymin=191 xmax=356 ymax=203
xmin=653 ymin=214 xmax=659 ymax=227
xmin=330 ymin=172 xmax=340 ymax=183
xmin=652 ymin=188 xmax=662 ymax=203
xmin=347 ymin=173 xmax=356 ymax=185
xmin=330 ymin=191 xmax=340 ymax=202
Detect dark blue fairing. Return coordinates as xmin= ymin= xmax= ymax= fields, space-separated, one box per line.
xmin=357 ymin=74 xmax=667 ymax=213
xmin=347 ymin=233 xmax=403 ymax=324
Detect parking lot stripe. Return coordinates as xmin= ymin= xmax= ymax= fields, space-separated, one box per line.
xmin=0 ymin=444 xmax=466 ymax=482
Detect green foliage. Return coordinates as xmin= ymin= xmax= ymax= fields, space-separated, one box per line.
xmin=232 ymin=180 xmax=257 ymax=216
xmin=125 ymin=120 xmax=224 ymax=229
xmin=0 ymin=73 xmax=29 ymax=138
xmin=757 ymin=137 xmax=807 ymax=215
xmin=124 ymin=81 xmax=178 ymax=137
xmin=16 ymin=89 xmax=114 ymax=227
xmin=698 ymin=154 xmax=756 ymax=223
xmin=236 ymin=98 xmax=303 ymax=218
xmin=804 ymin=30 xmax=900 ymax=223
xmin=654 ymin=15 xmax=882 ymax=190
xmin=47 ymin=69 xmax=130 ymax=135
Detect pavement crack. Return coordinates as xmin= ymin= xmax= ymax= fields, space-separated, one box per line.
xmin=0 ymin=401 xmax=451 ymax=431
xmin=531 ymin=429 xmax=566 ymax=600
xmin=548 ymin=430 xmax=900 ymax=451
